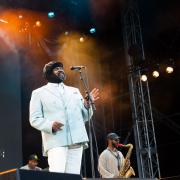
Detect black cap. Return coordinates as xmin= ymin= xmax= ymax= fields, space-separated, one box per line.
xmin=107 ymin=133 xmax=120 ymax=140
xmin=28 ymin=154 xmax=39 ymax=161
xmin=43 ymin=61 xmax=63 ymax=80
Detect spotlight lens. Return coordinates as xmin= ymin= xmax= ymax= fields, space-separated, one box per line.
xmin=89 ymin=28 xmax=96 ymax=34
xmin=35 ymin=21 xmax=41 ymax=27
xmin=166 ymin=67 xmax=173 ymax=74
xmin=141 ymin=75 xmax=147 ymax=82
xmin=48 ymin=12 xmax=55 ymax=18
xmin=64 ymin=31 xmax=69 ymax=35
xmin=18 ymin=15 xmax=23 ymax=19
xmin=79 ymin=37 xmax=84 ymax=42
xmin=152 ymin=71 xmax=159 ymax=78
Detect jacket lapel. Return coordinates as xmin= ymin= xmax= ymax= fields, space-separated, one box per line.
xmin=43 ymin=84 xmax=77 ymax=107
xmin=63 ymin=85 xmax=74 ymax=106
xmin=43 ymin=84 xmax=62 ymax=99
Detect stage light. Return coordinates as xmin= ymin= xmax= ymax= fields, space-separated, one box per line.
xmin=140 ymin=74 xmax=147 ymax=82
xmin=166 ymin=66 xmax=174 ymax=74
xmin=64 ymin=31 xmax=69 ymax=35
xmin=35 ymin=21 xmax=41 ymax=27
xmin=48 ymin=12 xmax=55 ymax=18
xmin=18 ymin=15 xmax=23 ymax=19
xmin=152 ymin=70 xmax=159 ymax=78
xmin=166 ymin=58 xmax=174 ymax=74
xmin=89 ymin=28 xmax=96 ymax=34
xmin=79 ymin=37 xmax=84 ymax=42
xmin=152 ymin=63 xmax=160 ymax=78
xmin=0 ymin=19 xmax=8 ymax=24
xmin=139 ymin=62 xmax=148 ymax=82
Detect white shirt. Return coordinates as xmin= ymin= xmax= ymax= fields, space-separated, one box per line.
xmin=47 ymin=82 xmax=64 ymax=95
xmin=20 ymin=164 xmax=42 ymax=171
xmin=98 ymin=148 xmax=124 ymax=178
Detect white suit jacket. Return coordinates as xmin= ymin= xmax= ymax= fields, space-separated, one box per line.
xmin=29 ymin=83 xmax=92 ymax=156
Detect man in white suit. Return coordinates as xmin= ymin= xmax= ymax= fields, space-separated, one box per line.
xmin=29 ymin=61 xmax=99 ymax=174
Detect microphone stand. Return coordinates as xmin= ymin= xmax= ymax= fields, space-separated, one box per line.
xmin=78 ymin=68 xmax=96 ymax=178
xmin=79 ymin=70 xmax=96 ymax=111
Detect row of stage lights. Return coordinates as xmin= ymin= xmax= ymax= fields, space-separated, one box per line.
xmin=47 ymin=11 xmax=97 ymax=34
xmin=140 ymin=59 xmax=174 ymax=82
xmin=19 ymin=12 xmax=96 ymax=34
xmin=1 ymin=12 xmax=96 ymax=43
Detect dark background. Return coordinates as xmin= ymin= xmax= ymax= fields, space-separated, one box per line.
xmin=0 ymin=36 xmax=22 ymax=171
xmin=0 ymin=0 xmax=180 ymax=178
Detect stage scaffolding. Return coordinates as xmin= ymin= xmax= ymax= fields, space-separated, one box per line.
xmin=122 ymin=0 xmax=161 ymax=178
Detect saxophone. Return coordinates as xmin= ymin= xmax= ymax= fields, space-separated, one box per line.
xmin=119 ymin=144 xmax=135 ymax=178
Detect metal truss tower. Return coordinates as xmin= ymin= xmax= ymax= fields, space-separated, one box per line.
xmin=122 ymin=1 xmax=161 ymax=178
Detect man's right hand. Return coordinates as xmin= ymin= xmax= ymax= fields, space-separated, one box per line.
xmin=52 ymin=121 xmax=64 ymax=133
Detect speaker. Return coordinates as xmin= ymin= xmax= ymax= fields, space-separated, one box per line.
xmin=0 ymin=169 xmax=82 ymax=180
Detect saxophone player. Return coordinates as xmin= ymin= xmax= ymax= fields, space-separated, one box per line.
xmin=98 ymin=133 xmax=130 ymax=178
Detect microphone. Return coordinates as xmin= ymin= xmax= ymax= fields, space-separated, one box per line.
xmin=70 ymin=66 xmax=85 ymax=71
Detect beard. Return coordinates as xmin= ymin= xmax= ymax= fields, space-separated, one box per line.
xmin=112 ymin=141 xmax=119 ymax=148
xmin=46 ymin=72 xmax=66 ymax=83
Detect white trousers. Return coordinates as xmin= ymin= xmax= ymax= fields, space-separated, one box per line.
xmin=47 ymin=146 xmax=83 ymax=174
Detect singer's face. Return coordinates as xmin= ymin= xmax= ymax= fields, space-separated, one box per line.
xmin=53 ymin=66 xmax=65 ymax=80
xmin=53 ymin=66 xmax=64 ymax=75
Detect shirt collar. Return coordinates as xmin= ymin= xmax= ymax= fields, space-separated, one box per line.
xmin=47 ymin=82 xmax=64 ymax=88
xmin=107 ymin=147 xmax=118 ymax=152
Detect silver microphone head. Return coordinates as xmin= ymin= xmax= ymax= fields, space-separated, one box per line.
xmin=70 ymin=66 xmax=85 ymax=71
